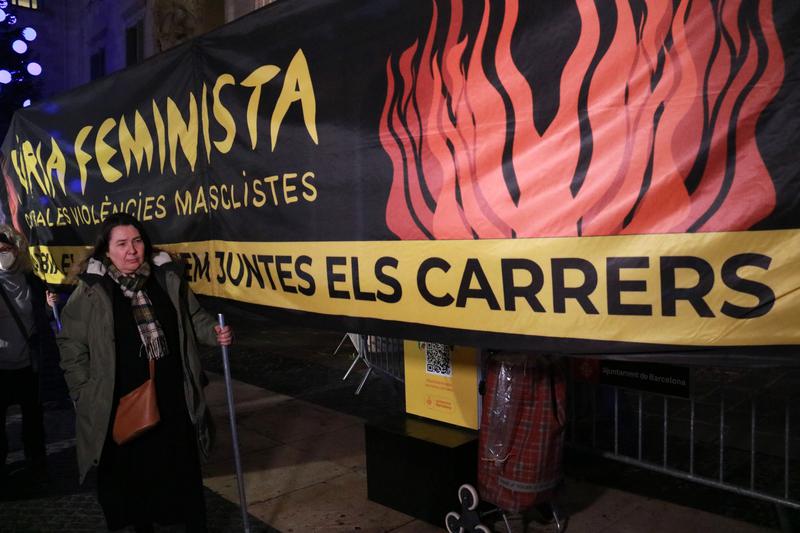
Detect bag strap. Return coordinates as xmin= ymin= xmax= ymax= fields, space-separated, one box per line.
xmin=0 ymin=282 xmax=29 ymax=339
xmin=147 ymin=358 xmax=155 ymax=380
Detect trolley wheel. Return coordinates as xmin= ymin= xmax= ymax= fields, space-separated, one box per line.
xmin=474 ymin=526 xmax=491 ymax=533
xmin=445 ymin=511 xmax=463 ymax=533
xmin=458 ymin=483 xmax=480 ymax=511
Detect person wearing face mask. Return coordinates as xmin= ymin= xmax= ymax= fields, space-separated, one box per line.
xmin=57 ymin=212 xmax=233 ymax=533
xmin=0 ymin=226 xmax=54 ymax=483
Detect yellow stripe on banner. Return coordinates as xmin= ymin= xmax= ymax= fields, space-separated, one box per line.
xmin=32 ymin=229 xmax=800 ymax=347
xmin=28 ymin=245 xmax=91 ymax=283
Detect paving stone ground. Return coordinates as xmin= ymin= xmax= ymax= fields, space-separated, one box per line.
xmin=0 ymin=310 xmax=402 ymax=533
xmin=2 ymin=309 xmax=798 ymax=532
xmin=0 ymin=396 xmax=276 ymax=533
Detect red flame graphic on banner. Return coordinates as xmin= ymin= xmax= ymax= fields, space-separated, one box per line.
xmin=380 ymin=0 xmax=784 ymax=239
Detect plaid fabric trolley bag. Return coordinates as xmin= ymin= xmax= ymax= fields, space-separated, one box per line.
xmin=478 ymin=353 xmax=567 ymax=514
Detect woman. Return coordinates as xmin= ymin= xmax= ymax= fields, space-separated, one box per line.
xmin=57 ymin=213 xmax=232 ymax=532
xmin=0 ymin=227 xmax=54 ymax=481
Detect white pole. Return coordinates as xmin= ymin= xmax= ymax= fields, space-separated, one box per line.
xmin=218 ymin=313 xmax=250 ymax=533
xmin=52 ymin=304 xmax=62 ymax=332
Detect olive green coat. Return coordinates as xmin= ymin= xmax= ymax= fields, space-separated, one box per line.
xmin=57 ymin=254 xmax=218 ymax=483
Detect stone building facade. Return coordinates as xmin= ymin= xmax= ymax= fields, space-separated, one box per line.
xmin=8 ymin=0 xmax=276 ymax=105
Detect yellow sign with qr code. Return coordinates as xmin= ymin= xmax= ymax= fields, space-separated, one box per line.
xmin=403 ymin=341 xmax=480 ymax=430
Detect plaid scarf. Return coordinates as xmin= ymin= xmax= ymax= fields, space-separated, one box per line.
xmin=106 ymin=261 xmax=168 ymax=361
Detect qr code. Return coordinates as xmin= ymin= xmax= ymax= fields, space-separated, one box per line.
xmin=424 ymin=343 xmax=452 ymax=377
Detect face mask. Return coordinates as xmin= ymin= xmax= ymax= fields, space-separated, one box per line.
xmin=0 ymin=251 xmax=16 ymax=270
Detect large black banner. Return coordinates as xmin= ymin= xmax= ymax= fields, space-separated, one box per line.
xmin=2 ymin=0 xmax=799 ymax=361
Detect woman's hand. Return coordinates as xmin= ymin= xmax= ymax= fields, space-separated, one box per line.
xmin=214 ymin=325 xmax=233 ymax=346
xmin=46 ymin=290 xmax=58 ymax=308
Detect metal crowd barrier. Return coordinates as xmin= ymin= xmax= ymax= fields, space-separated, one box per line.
xmin=332 ymin=338 xmax=799 ymax=520
xmin=566 ymin=366 xmax=800 ymax=518
xmin=334 ymin=334 xmax=404 ymax=394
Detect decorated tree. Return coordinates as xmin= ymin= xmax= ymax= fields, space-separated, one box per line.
xmin=0 ymin=0 xmax=41 ymax=135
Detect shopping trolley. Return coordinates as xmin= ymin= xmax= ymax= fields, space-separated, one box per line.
xmin=446 ymin=353 xmax=568 ymax=532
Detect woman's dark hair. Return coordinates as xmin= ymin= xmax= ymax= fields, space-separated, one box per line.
xmin=90 ymin=212 xmax=153 ymax=261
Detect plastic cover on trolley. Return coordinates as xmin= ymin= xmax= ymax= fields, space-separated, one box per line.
xmin=478 ymin=353 xmax=567 ymax=513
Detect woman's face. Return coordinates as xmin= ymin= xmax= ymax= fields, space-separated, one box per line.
xmin=107 ymin=225 xmax=145 ymax=274
xmin=0 ymin=240 xmax=17 ymax=270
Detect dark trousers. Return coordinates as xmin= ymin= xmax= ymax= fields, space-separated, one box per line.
xmin=0 ymin=366 xmax=46 ymax=469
